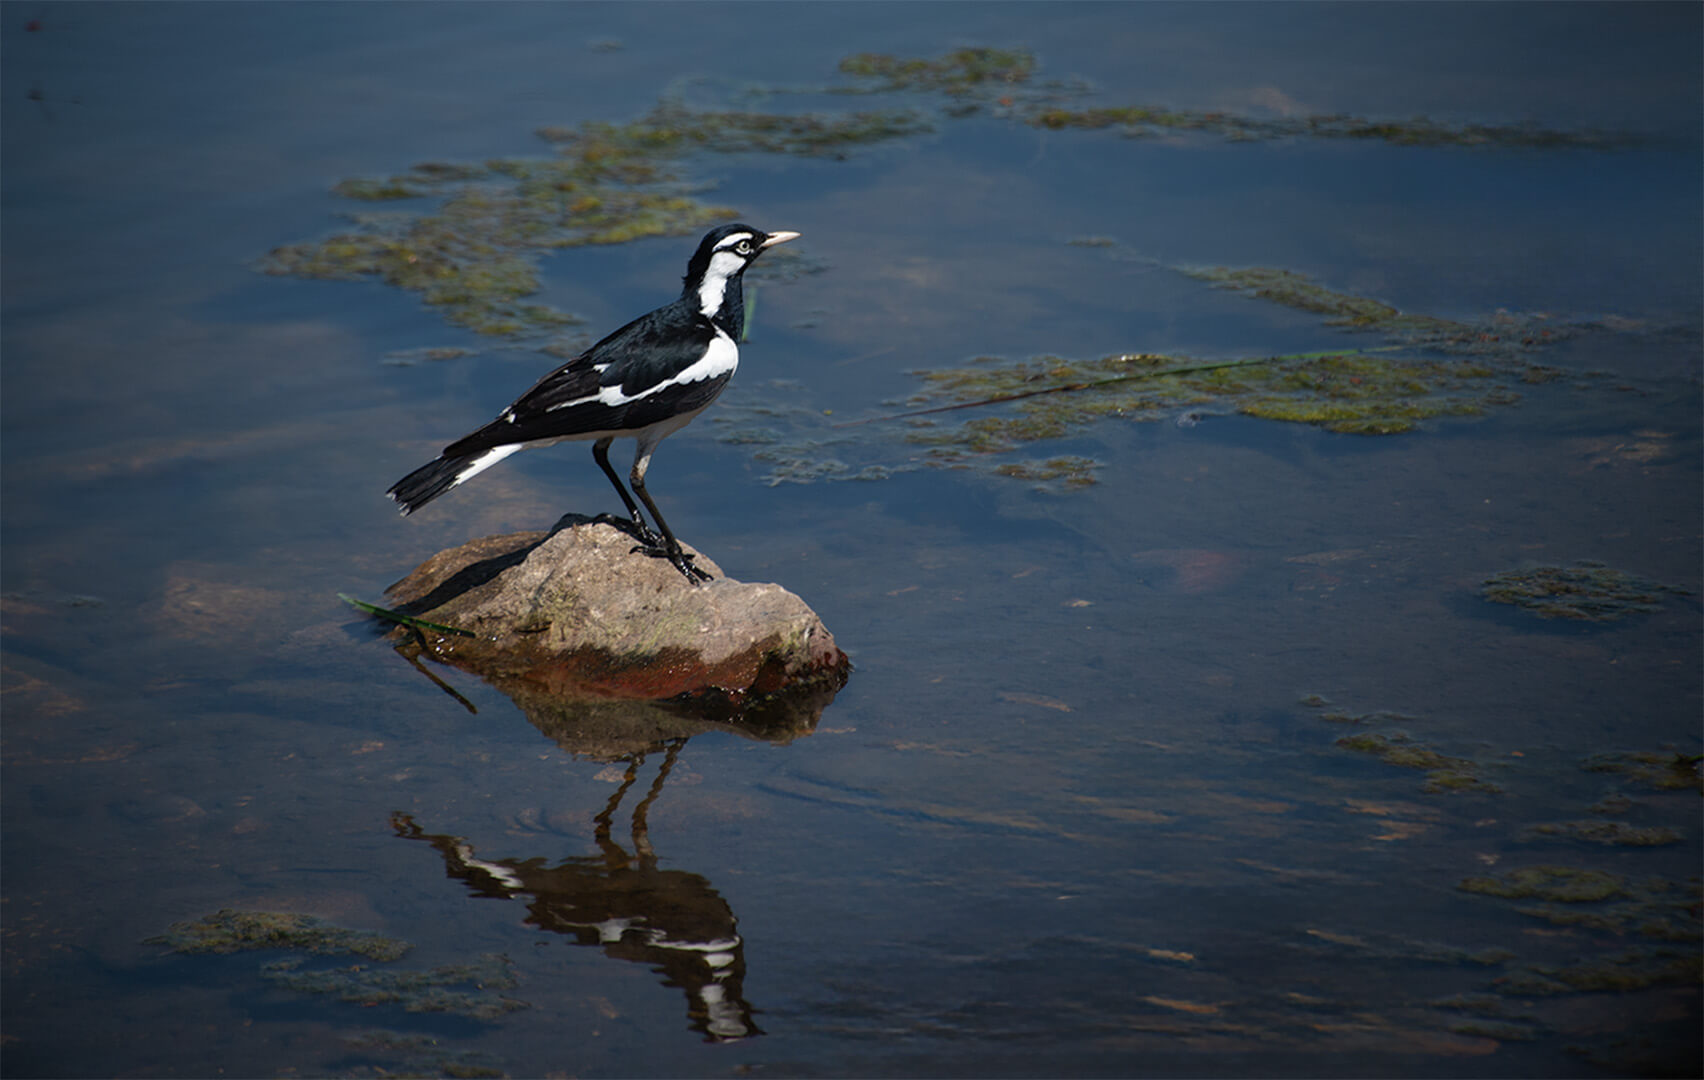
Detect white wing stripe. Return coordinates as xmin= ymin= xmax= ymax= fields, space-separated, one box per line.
xmin=545 ymin=331 xmax=739 ymax=411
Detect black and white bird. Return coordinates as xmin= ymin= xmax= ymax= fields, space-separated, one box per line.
xmin=387 ymin=224 xmax=800 ymax=583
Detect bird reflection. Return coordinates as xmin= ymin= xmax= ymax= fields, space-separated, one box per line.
xmin=391 ymin=740 xmax=759 ymax=1041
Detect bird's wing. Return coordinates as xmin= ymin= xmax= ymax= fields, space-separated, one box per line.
xmin=441 ymin=307 xmax=732 ymax=456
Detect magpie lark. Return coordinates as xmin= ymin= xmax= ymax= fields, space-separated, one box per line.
xmin=388 ymin=224 xmax=800 ymax=583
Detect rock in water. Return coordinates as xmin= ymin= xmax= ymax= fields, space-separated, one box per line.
xmin=383 ymin=517 xmax=850 ymax=707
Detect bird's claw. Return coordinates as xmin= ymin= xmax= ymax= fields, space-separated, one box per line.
xmin=630 ymin=543 xmax=713 ymax=584
xmin=594 ymin=512 xmax=662 ymax=548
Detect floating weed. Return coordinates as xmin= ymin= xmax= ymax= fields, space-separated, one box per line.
xmin=1481 ymin=562 xmax=1691 ymax=622
xmin=1027 ymin=104 xmax=1643 ymax=150
xmin=835 ymin=48 xmax=1036 ymax=96
xmin=381 ymin=346 xmax=481 ymax=368
xmin=261 ymin=98 xmax=924 ymax=339
xmin=149 ymin=911 xmax=529 ymax=1027
xmin=751 ymin=443 xmax=906 ymax=486
xmin=1334 ymin=732 xmax=1500 ymax=794
xmin=145 ymin=909 xmax=412 ymax=961
xmin=1457 ymin=866 xmax=1627 ymax=903
xmin=1583 ymin=750 xmax=1704 ymax=793
xmin=1430 ymin=993 xmax=1533 ymax=1019
xmin=833 ymin=48 xmax=1639 ymax=151
xmin=1458 ymin=858 xmax=1699 ymax=947
xmin=1522 ymin=819 xmax=1684 ymax=847
xmin=1184 ymin=266 xmax=1407 ymax=327
xmin=1302 ymin=927 xmax=1514 ymax=967
xmin=261 ymin=953 xmax=527 ymax=1020
xmin=333 ymin=176 xmax=431 ymax=201
xmin=264 ymin=50 xmax=1641 ymax=487
xmin=342 ymin=1030 xmax=507 ymax=1079
xmin=1497 ymin=947 xmax=1701 ymax=995
xmin=1447 ymin=1019 xmax=1541 ymax=1042
xmin=991 ymin=455 xmax=1102 ymax=491
xmin=876 ymin=270 xmax=1571 ymax=480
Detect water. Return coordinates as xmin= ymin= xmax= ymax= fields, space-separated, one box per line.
xmin=4 ymin=4 xmax=1700 ymax=1077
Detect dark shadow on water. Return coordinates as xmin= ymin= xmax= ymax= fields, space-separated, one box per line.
xmin=393 ymin=741 xmax=761 ymax=1043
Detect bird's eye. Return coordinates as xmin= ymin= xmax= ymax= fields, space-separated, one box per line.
xmin=734 ymin=240 xmax=753 ymax=255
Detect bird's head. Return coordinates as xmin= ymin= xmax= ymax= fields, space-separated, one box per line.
xmin=684 ymin=224 xmax=800 ymax=314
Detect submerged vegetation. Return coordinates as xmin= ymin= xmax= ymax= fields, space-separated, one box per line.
xmin=1480 ymin=562 xmax=1691 ymax=622
xmin=1458 ymin=865 xmax=1628 ymax=903
xmin=261 ymin=953 xmax=526 ymax=1020
xmin=1583 ymin=750 xmax=1704 ymax=793
xmin=836 ymin=48 xmax=1037 ymax=96
xmin=145 ymin=909 xmax=411 ymax=961
xmin=261 ymin=103 xmax=923 ymax=337
xmin=1522 ymin=819 xmax=1684 ymax=847
xmin=262 ymin=47 xmax=1642 ymax=486
xmin=1334 ymin=731 xmax=1499 ymax=794
xmin=149 ymin=910 xmax=527 ymax=1023
xmin=796 ymin=265 xmax=1583 ymax=484
xmin=1025 ymin=105 xmax=1643 ymax=149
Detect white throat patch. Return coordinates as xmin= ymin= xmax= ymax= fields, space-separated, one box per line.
xmin=696 ymin=242 xmax=752 ymax=316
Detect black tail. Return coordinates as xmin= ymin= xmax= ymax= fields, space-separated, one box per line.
xmin=387 ymin=454 xmax=476 ymax=515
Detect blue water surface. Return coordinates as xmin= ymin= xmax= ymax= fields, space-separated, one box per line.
xmin=3 ymin=4 xmax=1700 ymax=1077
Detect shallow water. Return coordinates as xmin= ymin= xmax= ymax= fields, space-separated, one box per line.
xmin=3 ymin=4 xmax=1700 ymax=1078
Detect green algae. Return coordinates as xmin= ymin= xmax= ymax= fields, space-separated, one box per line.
xmin=991 ymin=455 xmax=1101 ymax=491
xmin=1303 ymin=927 xmax=1513 ymax=967
xmin=145 ymin=909 xmax=412 ymax=961
xmin=149 ymin=910 xmax=530 ymax=1024
xmin=1431 ymin=992 xmax=1533 ymax=1019
xmin=1334 ymin=731 xmax=1500 ymax=794
xmin=262 ymin=100 xmax=924 ymax=339
xmin=835 ymin=48 xmax=1641 ymax=148
xmin=1499 ymin=948 xmax=1701 ymax=995
xmin=871 ymin=266 xmax=1572 ymax=480
xmin=1448 ymin=1019 xmax=1540 ymax=1042
xmin=1523 ymin=819 xmax=1684 ymax=847
xmin=261 ymin=953 xmax=526 ymax=1020
xmin=342 ymin=1030 xmax=506 ymax=1079
xmin=1481 ymin=562 xmax=1690 ymax=622
xmin=751 ymin=443 xmax=904 ymax=485
xmin=264 ymin=47 xmax=1632 ymax=349
xmin=1027 ymin=105 xmax=1642 ymax=150
xmin=893 ymin=342 xmax=1500 ymax=458
xmin=1457 ymin=866 xmax=1627 ymax=903
xmin=1186 ymin=266 xmax=1409 ymax=327
xmin=836 ymin=48 xmax=1036 ymax=96
xmin=263 ymin=48 xmax=1641 ymax=492
xmin=1458 ymin=862 xmax=1699 ymax=945
xmin=1583 ymin=750 xmax=1704 ymax=793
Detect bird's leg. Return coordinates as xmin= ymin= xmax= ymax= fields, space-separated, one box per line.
xmin=592 ymin=438 xmax=661 ymax=546
xmin=629 ymin=447 xmax=711 ymax=584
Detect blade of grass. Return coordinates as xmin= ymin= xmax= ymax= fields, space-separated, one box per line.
xmin=339 ymin=593 xmax=476 ymax=638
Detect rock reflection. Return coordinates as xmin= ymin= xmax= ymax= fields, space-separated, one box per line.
xmin=390 ymin=611 xmax=844 ymax=761
xmin=392 ymin=741 xmax=760 ymax=1042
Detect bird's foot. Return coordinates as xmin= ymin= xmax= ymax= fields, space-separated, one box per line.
xmin=593 ymin=512 xmax=662 ymax=548
xmin=630 ymin=542 xmax=713 ymax=584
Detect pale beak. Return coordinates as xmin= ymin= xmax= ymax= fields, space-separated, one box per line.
xmin=760 ymin=230 xmax=801 ymax=248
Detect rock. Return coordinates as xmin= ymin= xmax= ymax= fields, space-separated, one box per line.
xmin=381 ymin=517 xmax=850 ymax=719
